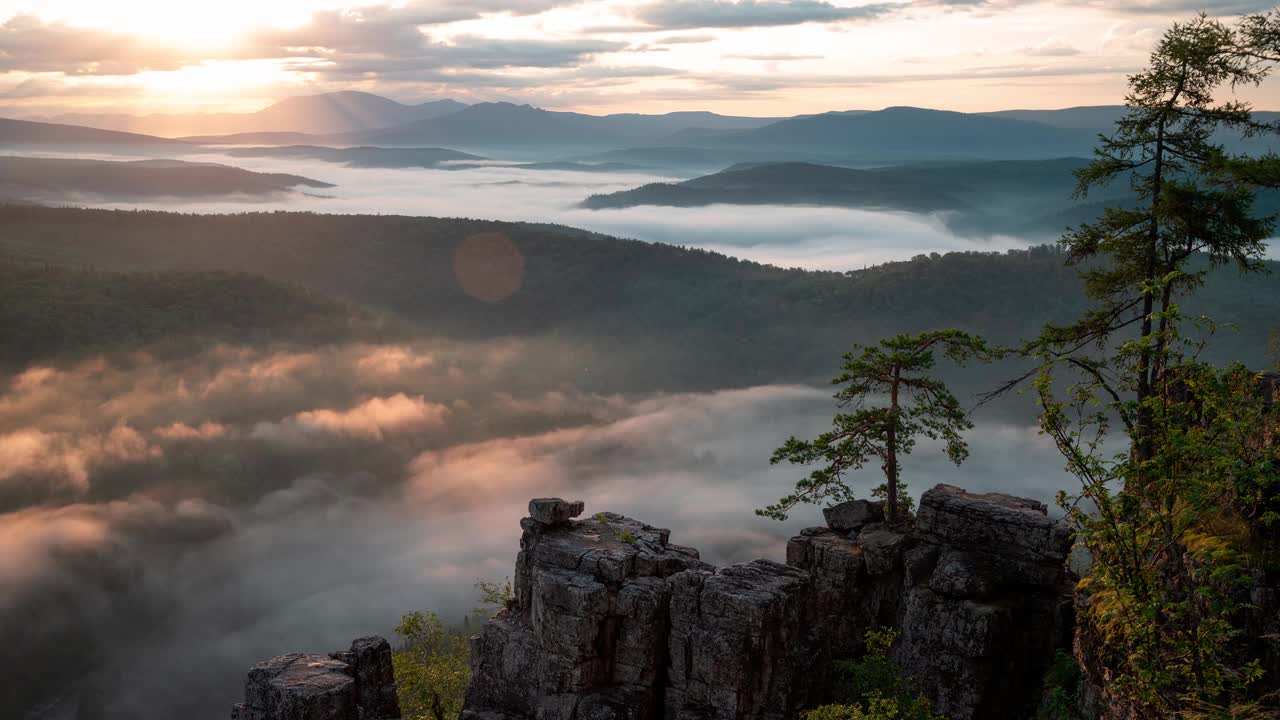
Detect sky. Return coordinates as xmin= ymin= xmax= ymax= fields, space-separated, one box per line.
xmin=2 ymin=0 xmax=1279 ymax=116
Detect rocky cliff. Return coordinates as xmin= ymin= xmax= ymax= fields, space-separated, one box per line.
xmin=230 ymin=636 xmax=401 ymax=720
xmin=462 ymin=486 xmax=1073 ymax=720
xmin=228 ymin=486 xmax=1074 ymax=720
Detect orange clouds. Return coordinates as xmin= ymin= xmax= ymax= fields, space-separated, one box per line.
xmin=291 ymin=393 xmax=450 ymax=439
xmin=0 ymin=424 xmax=159 ymax=492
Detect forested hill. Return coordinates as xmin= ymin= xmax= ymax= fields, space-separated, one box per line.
xmin=0 ymin=261 xmax=388 ymax=368
xmin=0 ymin=156 xmax=333 ymax=203
xmin=1 ymin=205 xmax=1276 ymax=390
xmin=580 ymin=159 xmax=1175 ymax=237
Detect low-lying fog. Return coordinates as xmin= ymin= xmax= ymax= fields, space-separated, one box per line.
xmin=13 ymin=148 xmax=1036 ymax=270
xmin=2 ymin=338 xmax=1072 ymax=720
xmin=4 ymin=148 xmax=1081 ymax=718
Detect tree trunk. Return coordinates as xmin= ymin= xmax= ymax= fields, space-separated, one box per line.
xmin=886 ymin=366 xmax=901 ymax=523
xmin=1136 ymin=114 xmax=1168 ymax=472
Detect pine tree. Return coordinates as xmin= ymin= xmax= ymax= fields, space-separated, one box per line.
xmin=760 ymin=330 xmax=995 ymax=524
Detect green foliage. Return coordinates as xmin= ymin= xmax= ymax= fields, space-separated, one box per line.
xmin=594 ymin=511 xmax=608 ymax=523
xmin=1179 ymin=693 xmax=1280 ymax=719
xmin=863 ymin=627 xmax=896 ymax=656
xmin=870 ymin=482 xmax=915 ymax=515
xmin=1016 ymin=11 xmax=1280 ymax=718
xmin=811 ymin=627 xmax=944 ymax=720
xmin=615 ymin=529 xmax=638 ymax=545
xmin=393 ymin=611 xmax=471 ymax=720
xmin=0 ymin=260 xmax=384 ymax=368
xmin=803 ymin=694 xmax=938 ymax=720
xmin=1037 ymin=650 xmax=1082 ymax=720
xmin=474 ymin=578 xmax=515 ymax=613
xmin=762 ymin=330 xmax=997 ymax=522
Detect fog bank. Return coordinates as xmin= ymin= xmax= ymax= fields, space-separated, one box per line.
xmin=15 ymin=149 xmax=1049 ymax=271
xmin=1 ymin=340 xmax=1072 ymax=720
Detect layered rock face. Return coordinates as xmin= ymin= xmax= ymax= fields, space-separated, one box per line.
xmin=231 ymin=636 xmax=401 ymax=720
xmin=892 ymin=486 xmax=1073 ymax=718
xmin=465 ymin=499 xmax=712 ymax=720
xmin=463 ymin=487 xmax=1073 ymax=720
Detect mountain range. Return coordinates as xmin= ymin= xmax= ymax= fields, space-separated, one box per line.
xmin=6 ymin=91 xmax=1279 ymax=173
xmin=693 ymin=107 xmax=1100 ymax=160
xmin=359 ymin=102 xmax=782 ymax=152
xmin=34 ymin=91 xmax=468 ymax=137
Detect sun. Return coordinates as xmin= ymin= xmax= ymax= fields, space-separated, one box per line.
xmin=135 ymin=60 xmax=298 ymax=109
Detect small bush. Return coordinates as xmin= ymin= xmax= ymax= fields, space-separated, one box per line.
xmin=812 ymin=627 xmax=944 ymax=720
xmin=1037 ymin=650 xmax=1081 ymax=720
xmin=474 ymin=578 xmax=515 ymax=612
xmin=393 ymin=611 xmax=470 ymax=720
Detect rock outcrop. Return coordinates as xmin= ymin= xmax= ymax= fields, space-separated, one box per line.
xmin=231 ymin=636 xmax=400 ymax=720
xmin=467 ymin=500 xmax=711 ymax=720
xmin=462 ymin=487 xmax=1074 ymax=720
xmin=892 ymin=486 xmax=1073 ymax=719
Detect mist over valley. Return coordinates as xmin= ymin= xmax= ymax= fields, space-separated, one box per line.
xmin=4 ymin=5 xmax=1280 ymax=719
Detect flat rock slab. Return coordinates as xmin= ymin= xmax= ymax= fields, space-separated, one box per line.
xmin=915 ymin=484 xmax=1071 ymax=564
xmin=231 ymin=637 xmax=400 ymax=720
xmin=233 ymin=654 xmax=356 ymax=720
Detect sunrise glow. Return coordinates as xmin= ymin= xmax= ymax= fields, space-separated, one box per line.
xmin=4 ymin=0 xmax=1278 ymax=116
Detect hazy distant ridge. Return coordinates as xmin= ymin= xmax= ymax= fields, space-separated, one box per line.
xmin=0 ymin=156 xmax=332 ymax=203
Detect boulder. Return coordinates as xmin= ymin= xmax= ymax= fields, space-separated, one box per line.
xmin=857 ymin=528 xmax=907 ymax=576
xmin=822 ymin=499 xmax=884 ymax=533
xmin=528 ymin=498 xmax=585 ymax=526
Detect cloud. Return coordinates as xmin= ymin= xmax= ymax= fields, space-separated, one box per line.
xmin=298 ymin=36 xmax=626 ymax=75
xmin=0 ymin=322 xmax=1073 ymax=719
xmin=1020 ymin=40 xmax=1083 ymax=57
xmin=921 ymin=0 xmax=1276 ymax=12
xmin=251 ymin=393 xmax=450 ymax=447
xmin=629 ymin=0 xmax=894 ymax=30
xmin=653 ymin=33 xmax=720 ymax=44
xmin=153 ymin=421 xmax=231 ymax=441
xmin=726 ymin=52 xmax=826 ymax=60
xmin=0 ymin=424 xmax=159 ymax=493
xmin=1089 ymin=0 xmax=1278 ymax=14
xmin=355 ymin=346 xmax=435 ymax=378
xmin=0 ymin=2 xmax=614 ymax=83
xmin=0 ymin=14 xmax=199 ymax=76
